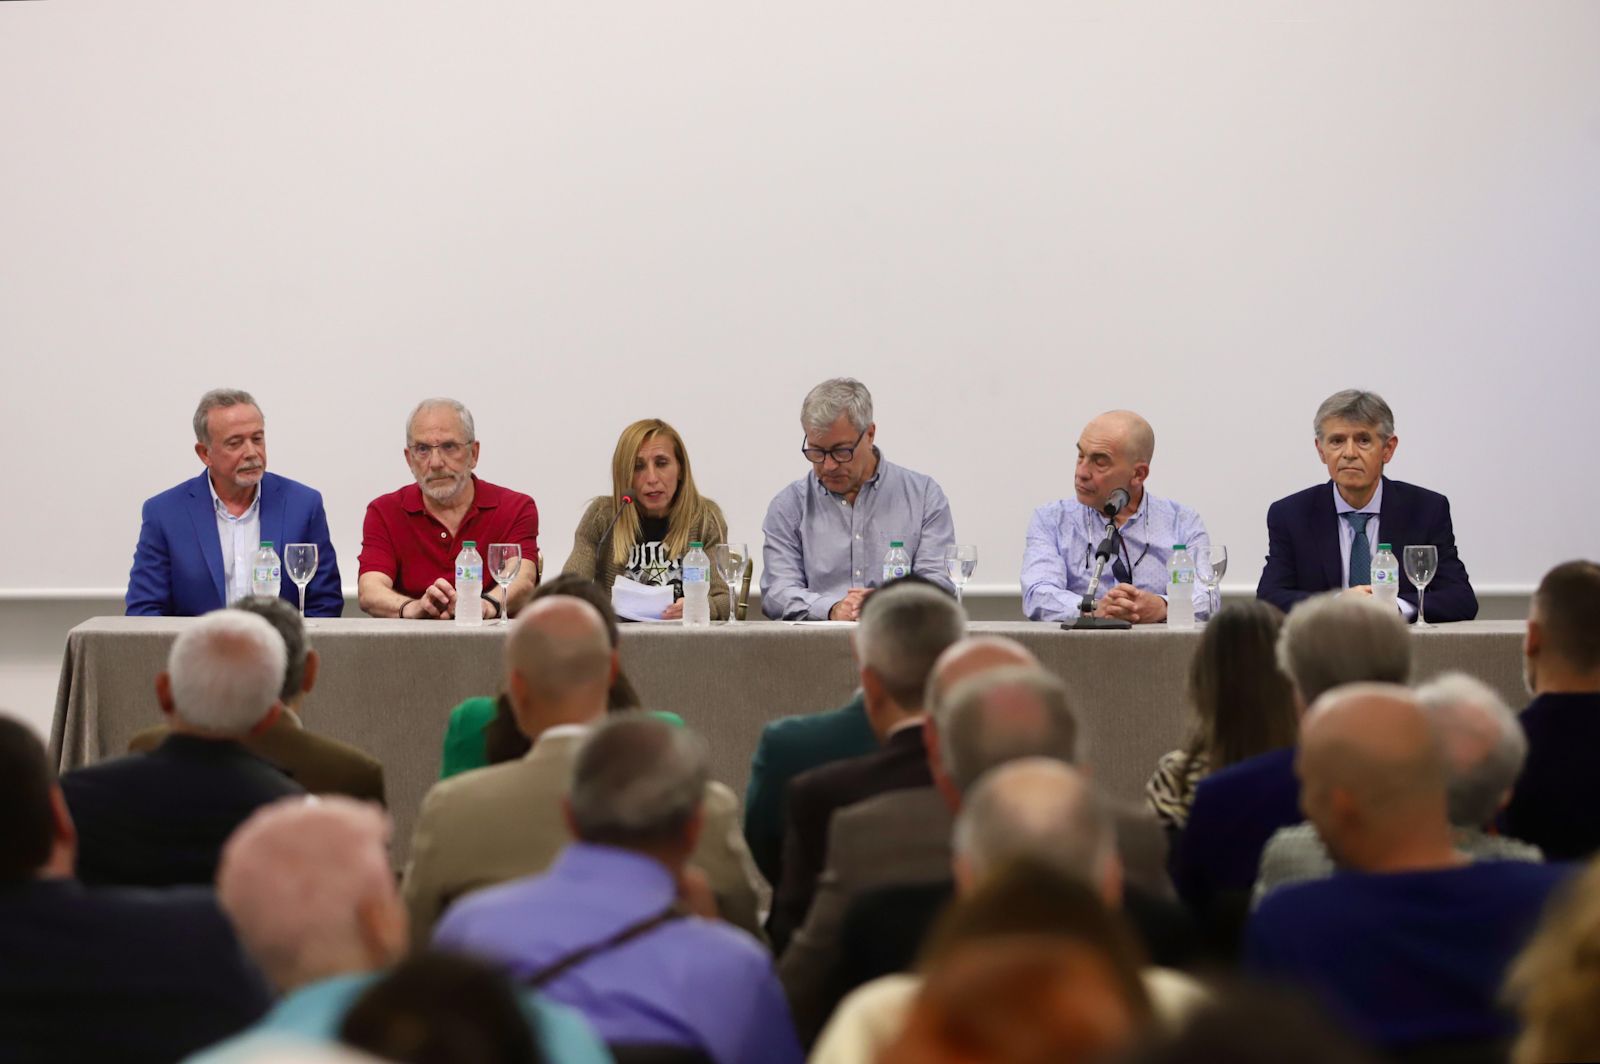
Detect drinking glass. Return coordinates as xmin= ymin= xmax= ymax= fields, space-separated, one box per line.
xmin=486 ymin=544 xmax=522 ymax=626
xmin=714 ymin=543 xmax=747 ymax=623
xmin=944 ymin=544 xmax=978 ymax=604
xmin=284 ymin=543 xmax=318 ymax=619
xmin=1404 ymin=544 xmax=1439 ymax=628
xmin=1195 ymin=545 xmax=1227 ymax=620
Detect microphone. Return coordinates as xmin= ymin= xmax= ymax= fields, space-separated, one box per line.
xmin=595 ymin=495 xmax=633 ymax=581
xmin=1101 ymin=487 xmax=1130 ymax=519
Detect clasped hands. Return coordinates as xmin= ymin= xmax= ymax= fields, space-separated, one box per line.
xmin=404 ymin=578 xmax=499 ymax=620
xmin=1094 ymin=583 xmax=1167 ymax=624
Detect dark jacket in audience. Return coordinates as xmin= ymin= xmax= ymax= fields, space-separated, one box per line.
xmin=1173 ymin=746 xmax=1300 ymax=909
xmin=1503 ymin=692 xmax=1600 ymax=861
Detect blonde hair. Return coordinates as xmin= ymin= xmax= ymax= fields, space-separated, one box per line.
xmin=1507 ymin=858 xmax=1600 ymax=1063
xmin=606 ymin=419 xmax=718 ymax=567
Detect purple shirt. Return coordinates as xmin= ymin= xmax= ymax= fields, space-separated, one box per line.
xmin=434 ymin=843 xmax=803 ymax=1064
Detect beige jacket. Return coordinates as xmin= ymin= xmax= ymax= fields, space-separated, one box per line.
xmin=561 ymin=496 xmax=733 ymax=620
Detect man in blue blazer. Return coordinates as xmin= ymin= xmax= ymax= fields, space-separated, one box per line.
xmin=1257 ymin=389 xmax=1477 ymax=622
xmin=126 ymin=389 xmax=342 ymax=617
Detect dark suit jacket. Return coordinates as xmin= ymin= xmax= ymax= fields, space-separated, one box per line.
xmin=1172 ymin=746 xmax=1301 ymax=911
xmin=743 ymin=693 xmax=878 ymax=887
xmin=129 ymin=711 xmax=386 ymax=806
xmin=1504 ymin=692 xmax=1600 ymax=861
xmin=1256 ymin=477 xmax=1477 ymax=621
xmin=126 ymin=470 xmax=344 ymax=617
xmin=60 ymin=734 xmax=305 ymax=887
xmin=768 ymin=723 xmax=933 ymax=951
xmin=0 ymin=878 xmax=271 ymax=1063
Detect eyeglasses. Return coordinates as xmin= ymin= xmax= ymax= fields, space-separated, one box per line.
xmin=409 ymin=440 xmax=467 ymax=461
xmin=801 ymin=427 xmax=867 ymax=465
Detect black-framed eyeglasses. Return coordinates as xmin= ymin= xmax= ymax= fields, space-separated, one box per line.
xmin=801 ymin=427 xmax=867 ymax=465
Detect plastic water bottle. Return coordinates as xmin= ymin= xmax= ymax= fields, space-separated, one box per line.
xmin=682 ymin=541 xmax=711 ymax=627
xmin=251 ymin=541 xmax=281 ymax=599
xmin=455 ymin=541 xmax=483 ymax=627
xmin=1371 ymin=543 xmax=1400 ymax=606
xmin=1167 ymin=544 xmax=1195 ymax=629
xmin=882 ymin=540 xmax=911 ymax=585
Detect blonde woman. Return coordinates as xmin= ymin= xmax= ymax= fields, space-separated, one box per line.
xmin=563 ymin=418 xmax=731 ymax=620
xmin=1506 ymin=857 xmax=1600 ymax=1064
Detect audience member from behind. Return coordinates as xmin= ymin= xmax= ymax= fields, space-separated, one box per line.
xmin=190 ymin=797 xmax=606 ymax=1064
xmin=61 ymin=610 xmax=304 ymax=887
xmin=1121 ymin=985 xmax=1380 ymax=1064
xmin=1173 ymin=591 xmax=1411 ymax=916
xmin=1145 ymin=601 xmax=1298 ymax=832
xmin=339 ymin=952 xmax=546 ymax=1064
xmin=130 ymin=596 xmax=384 ymax=804
xmin=1506 ymin=855 xmax=1600 ymax=1064
xmin=435 ymin=715 xmax=804 ymax=1064
xmin=405 ymin=597 xmax=761 ymax=942
xmin=0 ymin=716 xmax=271 ymax=1063
xmin=1246 ymin=684 xmax=1569 ymax=1053
xmin=1504 ymin=559 xmax=1600 ymax=860
xmin=1255 ymin=672 xmax=1541 ymax=903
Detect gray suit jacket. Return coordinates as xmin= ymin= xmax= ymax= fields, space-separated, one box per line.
xmin=403 ymin=729 xmax=763 ymax=944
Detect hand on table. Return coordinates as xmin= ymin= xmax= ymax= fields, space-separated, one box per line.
xmin=660 ymin=599 xmax=684 ymax=621
xmin=1096 ymin=583 xmax=1167 ymax=625
xmin=829 ymin=588 xmax=873 ymax=622
xmin=412 ymin=578 xmax=457 ymax=619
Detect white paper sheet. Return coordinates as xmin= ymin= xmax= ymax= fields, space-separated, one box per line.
xmin=612 ymin=576 xmax=676 ymax=622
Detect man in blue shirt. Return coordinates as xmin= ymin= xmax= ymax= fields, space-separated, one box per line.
xmin=437 ymin=714 xmax=804 ymax=1064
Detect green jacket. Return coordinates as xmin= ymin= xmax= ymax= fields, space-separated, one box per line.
xmin=439 ymin=696 xmax=685 ymax=779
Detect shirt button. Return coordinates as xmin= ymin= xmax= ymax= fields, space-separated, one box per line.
xmin=440 ymin=532 xmax=447 ymax=539
xmin=855 ymin=534 xmax=861 ymax=540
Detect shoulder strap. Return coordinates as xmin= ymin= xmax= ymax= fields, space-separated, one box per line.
xmin=520 ymin=904 xmax=684 ymax=989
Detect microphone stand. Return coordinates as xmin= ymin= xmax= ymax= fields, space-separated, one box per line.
xmin=1064 ymin=515 xmax=1133 ymax=631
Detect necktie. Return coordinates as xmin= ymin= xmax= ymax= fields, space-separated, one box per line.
xmin=1345 ymin=512 xmax=1372 ymax=588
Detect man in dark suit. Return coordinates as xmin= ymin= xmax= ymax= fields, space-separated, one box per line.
xmin=61 ymin=609 xmax=305 ymax=887
xmin=128 ymin=596 xmax=385 ymax=804
xmin=0 ymin=715 xmax=272 ymax=1062
xmin=1257 ymin=389 xmax=1477 ymax=622
xmin=767 ymin=581 xmax=967 ymax=950
xmin=126 ymin=388 xmax=343 ymax=617
xmin=1504 ymin=559 xmax=1600 ymax=860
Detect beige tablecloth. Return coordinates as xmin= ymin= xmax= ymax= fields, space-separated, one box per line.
xmin=51 ymin=617 xmax=1530 ymax=866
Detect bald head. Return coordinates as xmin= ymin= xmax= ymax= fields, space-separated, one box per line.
xmin=1085 ymin=410 xmax=1155 ymax=465
xmin=930 ymin=636 xmax=1040 ymax=719
xmin=953 ymin=759 xmax=1114 ymax=891
xmin=505 ymin=597 xmax=615 ymax=727
xmin=939 ymin=666 xmax=1080 ymax=794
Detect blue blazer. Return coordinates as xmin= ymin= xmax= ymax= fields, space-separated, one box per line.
xmin=126 ymin=471 xmax=344 ymax=617
xmin=1256 ymin=477 xmax=1478 ymax=622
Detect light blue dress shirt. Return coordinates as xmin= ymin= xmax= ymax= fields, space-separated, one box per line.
xmin=207 ymin=476 xmax=261 ymax=606
xmin=759 ymin=450 xmax=957 ymax=620
xmin=1020 ymin=490 xmax=1211 ymax=622
xmin=1332 ymin=480 xmax=1415 ymax=619
xmin=436 ymin=843 xmax=804 ymax=1064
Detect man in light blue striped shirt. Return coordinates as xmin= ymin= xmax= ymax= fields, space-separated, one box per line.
xmin=1021 ymin=410 xmax=1210 ymax=624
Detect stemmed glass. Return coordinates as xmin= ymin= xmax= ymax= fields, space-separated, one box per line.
xmin=714 ymin=543 xmax=747 ymax=623
xmin=284 ymin=544 xmax=318 ymax=619
xmin=486 ymin=544 xmax=522 ymax=627
xmin=944 ymin=544 xmax=978 ymax=604
xmin=1195 ymin=545 xmax=1228 ymax=620
xmin=1404 ymin=544 xmax=1439 ymax=629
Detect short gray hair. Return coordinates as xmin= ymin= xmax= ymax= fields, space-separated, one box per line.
xmin=1314 ymin=389 xmax=1395 ymax=439
xmin=193 ymin=389 xmax=260 ymax=444
xmin=1417 ymin=672 xmax=1527 ymax=828
xmin=568 ymin=714 xmax=708 ymax=848
xmin=953 ymin=759 xmax=1114 ymax=885
xmin=1276 ymin=592 xmax=1411 ymax=705
xmin=938 ymin=666 xmax=1081 ymax=794
xmin=231 ymin=597 xmax=309 ymax=704
xmin=800 ymin=378 xmax=874 ymax=434
xmin=406 ymin=398 xmax=476 ymax=445
xmin=856 ymin=583 xmax=968 ymax=708
xmin=168 ymin=610 xmax=287 ymax=734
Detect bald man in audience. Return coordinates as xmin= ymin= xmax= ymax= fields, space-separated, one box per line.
xmin=1022 ymin=410 xmax=1212 ymax=624
xmin=61 ymin=610 xmax=304 ymax=887
xmin=1246 ymin=684 xmax=1569 ymax=1053
xmin=402 ymin=597 xmax=762 ymax=943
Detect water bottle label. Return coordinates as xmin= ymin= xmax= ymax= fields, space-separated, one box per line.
xmin=884 ymin=564 xmax=908 ymax=580
xmin=456 ymin=564 xmax=481 ymax=581
xmin=254 ymin=565 xmax=278 ymax=584
xmin=1373 ymin=569 xmax=1396 ymax=585
xmin=1170 ymin=570 xmax=1193 ymax=586
xmin=683 ymin=566 xmax=707 ymax=582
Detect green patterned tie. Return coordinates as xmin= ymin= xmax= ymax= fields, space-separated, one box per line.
xmin=1345 ymin=512 xmax=1372 ymax=588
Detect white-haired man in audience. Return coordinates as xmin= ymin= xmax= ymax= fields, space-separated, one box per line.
xmin=186 ymin=796 xmax=608 ymax=1063
xmin=1254 ymin=672 xmax=1541 ymax=904
xmin=60 ymin=609 xmax=304 ymax=887
xmin=435 ymin=714 xmax=805 ymax=1064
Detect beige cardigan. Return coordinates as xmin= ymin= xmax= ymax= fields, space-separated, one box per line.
xmin=561 ymin=495 xmax=732 ymax=620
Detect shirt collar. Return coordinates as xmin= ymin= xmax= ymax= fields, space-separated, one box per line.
xmin=208 ymin=474 xmax=260 ymax=521
xmin=812 ymin=447 xmax=888 ymax=498
xmin=886 ymin=716 xmax=926 ymax=738
xmin=553 ymin=842 xmax=678 ymax=901
xmin=533 ymin=722 xmax=592 ymax=747
xmin=1078 ymin=486 xmax=1150 ymax=528
xmin=1332 ymin=478 xmax=1383 ymax=516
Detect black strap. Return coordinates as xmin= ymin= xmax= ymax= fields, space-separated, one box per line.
xmin=520 ymin=904 xmax=684 ymax=989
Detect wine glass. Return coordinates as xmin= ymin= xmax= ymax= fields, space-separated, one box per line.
xmin=713 ymin=543 xmax=747 ymax=623
xmin=944 ymin=544 xmax=978 ymax=604
xmin=1404 ymin=544 xmax=1439 ymax=629
xmin=1195 ymin=545 xmax=1228 ymax=620
xmin=283 ymin=543 xmax=318 ymax=619
xmin=486 ymin=544 xmax=522 ymax=626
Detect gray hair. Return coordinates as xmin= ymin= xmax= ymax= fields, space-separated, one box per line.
xmin=193 ymin=389 xmax=260 ymax=445
xmin=1276 ymin=592 xmax=1412 ymax=705
xmin=406 ymin=398 xmax=476 ymax=445
xmin=568 ymin=714 xmax=708 ymax=848
xmin=856 ymin=583 xmax=968 ymax=709
xmin=953 ymin=758 xmax=1114 ymax=886
xmin=168 ymin=610 xmax=287 ymax=734
xmin=800 ymin=378 xmax=874 ymax=434
xmin=938 ymin=666 xmax=1081 ymax=794
xmin=1314 ymin=389 xmax=1395 ymax=439
xmin=231 ymin=596 xmax=309 ymax=704
xmin=1417 ymin=672 xmax=1527 ymax=828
